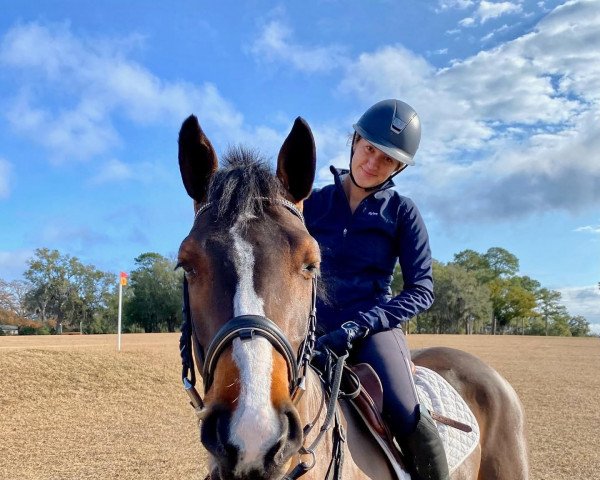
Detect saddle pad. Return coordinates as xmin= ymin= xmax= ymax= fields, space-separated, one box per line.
xmin=413 ymin=366 xmax=480 ymax=474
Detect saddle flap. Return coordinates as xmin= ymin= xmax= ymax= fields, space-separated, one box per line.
xmin=352 ymin=362 xmax=384 ymax=412
xmin=345 ymin=364 xmax=407 ymax=478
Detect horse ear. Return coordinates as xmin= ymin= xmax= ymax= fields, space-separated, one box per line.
xmin=178 ymin=114 xmax=218 ymax=203
xmin=277 ymin=117 xmax=316 ymax=203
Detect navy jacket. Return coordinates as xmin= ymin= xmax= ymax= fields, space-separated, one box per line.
xmin=304 ymin=167 xmax=434 ymax=334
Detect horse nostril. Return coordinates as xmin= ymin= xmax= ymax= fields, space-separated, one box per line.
xmin=201 ymin=406 xmax=239 ymax=467
xmin=264 ymin=405 xmax=303 ymax=471
xmin=284 ymin=406 xmax=303 ymax=450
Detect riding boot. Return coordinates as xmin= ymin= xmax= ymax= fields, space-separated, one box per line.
xmin=400 ymin=405 xmax=450 ymax=480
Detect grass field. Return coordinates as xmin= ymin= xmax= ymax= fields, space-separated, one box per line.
xmin=1 ymin=333 xmax=599 ymax=479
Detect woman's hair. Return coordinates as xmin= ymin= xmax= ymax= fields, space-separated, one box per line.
xmin=348 ymin=132 xmax=361 ymax=147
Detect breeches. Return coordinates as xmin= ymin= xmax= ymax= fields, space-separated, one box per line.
xmin=351 ymin=328 xmax=419 ymax=436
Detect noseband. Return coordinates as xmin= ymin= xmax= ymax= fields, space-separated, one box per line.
xmin=179 ymin=198 xmax=318 ymax=412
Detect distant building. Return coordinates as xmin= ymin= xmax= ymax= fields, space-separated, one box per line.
xmin=0 ymin=324 xmax=19 ymax=335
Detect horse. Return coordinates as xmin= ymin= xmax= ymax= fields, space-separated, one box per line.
xmin=176 ymin=114 xmax=529 ymax=480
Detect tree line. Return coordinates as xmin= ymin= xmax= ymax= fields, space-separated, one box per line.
xmin=0 ymin=248 xmax=182 ymax=335
xmin=0 ymin=246 xmax=594 ymax=336
xmin=395 ymin=247 xmax=591 ymax=336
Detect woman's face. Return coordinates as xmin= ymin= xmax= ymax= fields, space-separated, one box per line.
xmin=350 ymin=137 xmax=403 ymax=188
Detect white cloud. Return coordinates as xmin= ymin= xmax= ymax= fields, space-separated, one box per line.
xmin=557 ymin=285 xmax=600 ymax=331
xmin=477 ymin=1 xmax=523 ymax=24
xmin=428 ymin=48 xmax=449 ymax=56
xmin=575 ymin=224 xmax=600 ymax=234
xmin=339 ymin=45 xmax=435 ymax=99
xmin=90 ymin=159 xmax=133 ymax=184
xmin=538 ymin=1 xmax=550 ymax=12
xmin=89 ymin=158 xmax=173 ymax=186
xmin=249 ymin=20 xmax=347 ymax=73
xmin=6 ymin=93 xmax=120 ymax=162
xmin=0 ymin=159 xmax=12 ymax=198
xmin=335 ymin=0 xmax=600 ymax=222
xmin=0 ymin=22 xmax=245 ymax=163
xmin=437 ymin=0 xmax=475 ymax=11
xmin=452 ymin=1 xmax=523 ymax=28
xmin=481 ymin=23 xmax=510 ymax=41
xmin=246 ymin=4 xmax=600 ymax=225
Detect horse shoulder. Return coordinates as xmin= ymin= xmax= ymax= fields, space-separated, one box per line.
xmin=339 ymin=399 xmax=399 ymax=480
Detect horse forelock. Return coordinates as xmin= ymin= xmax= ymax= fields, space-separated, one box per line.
xmin=206 ymin=148 xmax=283 ymax=228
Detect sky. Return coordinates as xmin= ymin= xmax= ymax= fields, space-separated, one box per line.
xmin=0 ymin=0 xmax=598 ymax=333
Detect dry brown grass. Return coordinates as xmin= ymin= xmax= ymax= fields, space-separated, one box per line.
xmin=1 ymin=333 xmax=599 ymax=479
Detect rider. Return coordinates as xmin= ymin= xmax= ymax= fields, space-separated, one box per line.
xmin=303 ymin=99 xmax=449 ymax=480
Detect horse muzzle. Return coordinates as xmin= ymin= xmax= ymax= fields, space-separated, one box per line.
xmin=201 ymin=401 xmax=303 ymax=480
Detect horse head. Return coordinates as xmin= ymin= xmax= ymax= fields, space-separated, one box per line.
xmin=177 ymin=115 xmax=319 ymax=480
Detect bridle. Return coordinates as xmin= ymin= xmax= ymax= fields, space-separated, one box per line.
xmin=178 ymin=196 xmax=350 ymax=480
xmin=179 ymin=197 xmax=318 ymax=414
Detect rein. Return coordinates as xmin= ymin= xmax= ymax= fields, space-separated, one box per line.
xmin=283 ymin=351 xmax=350 ymax=480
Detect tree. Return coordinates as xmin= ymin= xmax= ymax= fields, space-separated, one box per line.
xmin=536 ymin=288 xmax=565 ymax=336
xmin=452 ymin=250 xmax=492 ymax=283
xmin=23 ymin=248 xmax=115 ymax=333
xmin=453 ymin=247 xmax=529 ymax=334
xmin=125 ymin=253 xmax=182 ymax=333
xmin=395 ymin=246 xmax=582 ymax=337
xmin=547 ymin=312 xmax=572 ymax=336
xmin=484 ymin=247 xmax=519 ymax=279
xmin=488 ymin=277 xmax=537 ymax=333
xmin=399 ymin=262 xmax=492 ymax=334
xmin=0 ymin=278 xmax=29 ymax=319
xmin=569 ymin=315 xmax=591 ymax=337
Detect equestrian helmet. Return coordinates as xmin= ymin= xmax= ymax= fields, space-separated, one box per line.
xmin=352 ymin=99 xmax=421 ymax=166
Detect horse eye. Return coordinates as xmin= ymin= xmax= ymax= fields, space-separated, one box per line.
xmin=176 ymin=262 xmax=197 ymax=278
xmin=303 ymin=263 xmax=319 ymax=275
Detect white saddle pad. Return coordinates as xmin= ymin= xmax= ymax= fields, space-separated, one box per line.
xmin=413 ymin=366 xmax=480 ymax=474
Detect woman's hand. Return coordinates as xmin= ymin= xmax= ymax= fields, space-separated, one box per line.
xmin=316 ymin=328 xmax=353 ymax=356
xmin=315 ymin=321 xmax=369 ymax=356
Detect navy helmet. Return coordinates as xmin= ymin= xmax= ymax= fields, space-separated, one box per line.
xmin=353 ymin=99 xmax=421 ymax=166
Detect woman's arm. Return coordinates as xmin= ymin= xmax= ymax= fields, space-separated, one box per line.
xmin=356 ymin=199 xmax=434 ymax=331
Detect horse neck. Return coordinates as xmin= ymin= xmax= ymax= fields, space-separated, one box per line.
xmin=294 ymin=368 xmax=370 ymax=480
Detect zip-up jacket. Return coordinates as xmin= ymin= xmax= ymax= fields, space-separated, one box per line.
xmin=304 ymin=166 xmax=434 ymax=334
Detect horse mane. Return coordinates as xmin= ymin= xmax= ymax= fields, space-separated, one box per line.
xmin=206 ymin=147 xmax=283 ymax=228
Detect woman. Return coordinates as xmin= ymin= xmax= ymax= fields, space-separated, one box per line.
xmin=304 ymin=99 xmax=449 ymax=480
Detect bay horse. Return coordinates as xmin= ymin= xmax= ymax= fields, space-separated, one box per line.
xmin=176 ymin=114 xmax=529 ymax=480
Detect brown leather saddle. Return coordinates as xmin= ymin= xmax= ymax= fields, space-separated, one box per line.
xmin=343 ymin=363 xmax=405 ymax=467
xmin=344 ymin=362 xmax=472 ymax=478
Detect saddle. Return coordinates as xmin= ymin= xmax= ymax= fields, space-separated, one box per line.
xmin=343 ymin=363 xmax=405 ymax=475
xmin=344 ymin=363 xmax=474 ymax=479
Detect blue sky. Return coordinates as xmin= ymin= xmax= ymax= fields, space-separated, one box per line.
xmin=0 ymin=0 xmax=599 ymax=332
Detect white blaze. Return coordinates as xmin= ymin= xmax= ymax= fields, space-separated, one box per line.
xmin=228 ymin=219 xmax=279 ymax=473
